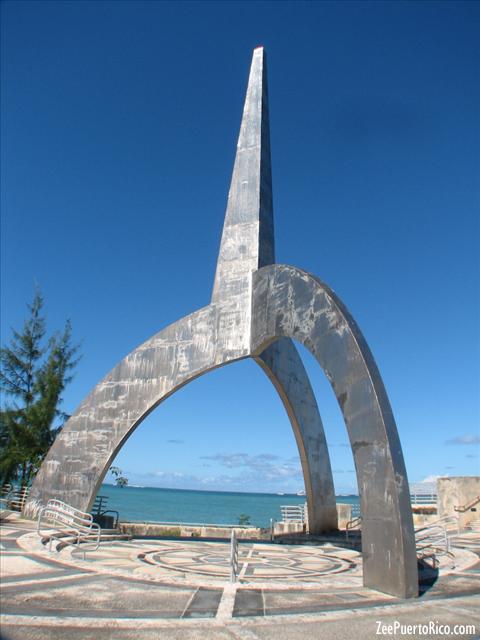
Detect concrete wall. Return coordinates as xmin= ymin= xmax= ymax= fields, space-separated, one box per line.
xmin=336 ymin=503 xmax=353 ymax=530
xmin=119 ymin=522 xmax=271 ymax=540
xmin=274 ymin=522 xmax=305 ymax=536
xmin=437 ymin=476 xmax=480 ymax=528
xmin=118 ymin=502 xmax=355 ymax=540
xmin=412 ymin=511 xmax=438 ymax=528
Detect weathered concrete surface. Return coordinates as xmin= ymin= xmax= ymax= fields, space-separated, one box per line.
xmin=25 ymin=305 xmax=240 ymax=515
xmin=251 ymin=265 xmax=418 ymax=598
xmin=211 ymin=46 xmax=274 ymax=304
xmin=26 ymin=47 xmax=415 ymax=598
xmin=438 ymin=476 xmax=480 ymax=528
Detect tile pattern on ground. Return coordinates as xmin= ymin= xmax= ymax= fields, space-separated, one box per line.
xmin=1 ymin=514 xmax=480 ymax=639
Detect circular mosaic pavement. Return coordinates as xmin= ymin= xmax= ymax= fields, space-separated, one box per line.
xmin=138 ymin=540 xmax=357 ymax=581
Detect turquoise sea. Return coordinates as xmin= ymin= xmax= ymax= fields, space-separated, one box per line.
xmin=98 ymin=485 xmax=359 ymax=528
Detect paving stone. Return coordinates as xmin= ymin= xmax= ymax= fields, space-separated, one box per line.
xmin=1 ymin=576 xmax=195 ymax=618
xmin=247 ymin=598 xmax=480 ymax=640
xmin=182 ymin=587 xmax=223 ymax=618
xmin=0 ymin=626 xmax=236 ymax=640
xmin=0 ymin=555 xmax=55 ymax=578
xmin=2 ymin=517 xmax=480 ymax=639
xmin=233 ymin=589 xmax=264 ymax=617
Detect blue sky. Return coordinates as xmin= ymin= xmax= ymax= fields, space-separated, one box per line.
xmin=1 ymin=0 xmax=479 ymax=494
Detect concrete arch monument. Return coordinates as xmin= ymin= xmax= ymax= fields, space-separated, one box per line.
xmin=25 ymin=48 xmax=418 ymax=598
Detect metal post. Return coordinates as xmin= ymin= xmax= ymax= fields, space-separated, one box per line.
xmin=230 ymin=529 xmax=238 ymax=583
xmin=270 ymin=518 xmax=276 ymax=542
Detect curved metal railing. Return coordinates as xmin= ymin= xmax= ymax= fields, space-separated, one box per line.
xmin=454 ymin=495 xmax=480 ymax=513
xmin=414 ymin=518 xmax=458 ymax=565
xmin=38 ymin=498 xmax=101 ymax=557
xmin=92 ymin=494 xmax=119 ymax=528
xmin=345 ymin=515 xmax=362 ymax=541
xmin=1 ymin=484 xmax=29 ymax=513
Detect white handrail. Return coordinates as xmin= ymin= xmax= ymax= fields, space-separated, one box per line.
xmin=1 ymin=485 xmax=29 ymax=512
xmin=38 ymin=498 xmax=101 ymax=557
xmin=454 ymin=495 xmax=480 ymax=513
xmin=415 ymin=514 xmax=459 ymax=535
xmin=346 ymin=516 xmax=362 ymax=541
xmin=280 ymin=504 xmax=306 ymax=523
xmin=415 ymin=522 xmax=451 ymax=556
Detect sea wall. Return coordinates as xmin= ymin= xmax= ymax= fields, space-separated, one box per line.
xmin=119 ymin=502 xmax=354 ymax=539
xmin=118 ymin=521 xmax=272 ymax=540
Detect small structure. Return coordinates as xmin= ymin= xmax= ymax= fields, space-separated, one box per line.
xmin=25 ymin=48 xmax=417 ymax=598
xmin=437 ymin=476 xmax=480 ymax=529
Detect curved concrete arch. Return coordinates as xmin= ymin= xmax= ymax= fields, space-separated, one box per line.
xmin=25 ymin=305 xmax=337 ymax=534
xmin=251 ymin=264 xmax=418 ymax=598
xmin=25 ymin=304 xmax=225 ymax=516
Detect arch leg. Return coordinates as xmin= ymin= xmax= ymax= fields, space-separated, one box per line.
xmin=256 ymin=339 xmax=337 ymax=533
xmin=252 ymin=264 xmax=418 ymax=598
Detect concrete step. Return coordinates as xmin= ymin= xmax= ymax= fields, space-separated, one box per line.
xmin=466 ymin=522 xmax=480 ymax=532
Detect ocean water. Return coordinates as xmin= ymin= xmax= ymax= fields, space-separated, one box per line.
xmin=97 ymin=484 xmax=360 ymax=528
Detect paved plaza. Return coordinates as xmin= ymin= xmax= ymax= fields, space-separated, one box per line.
xmin=1 ymin=514 xmax=479 ymax=639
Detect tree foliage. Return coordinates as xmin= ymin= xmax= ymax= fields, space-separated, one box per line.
xmin=109 ymin=465 xmax=129 ymax=488
xmin=0 ymin=291 xmax=81 ymax=487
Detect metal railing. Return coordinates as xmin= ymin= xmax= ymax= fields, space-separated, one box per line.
xmin=230 ymin=529 xmax=239 ymax=583
xmin=350 ymin=503 xmax=361 ymax=517
xmin=38 ymin=498 xmax=101 ymax=558
xmin=410 ymin=492 xmax=438 ymax=505
xmin=1 ymin=485 xmax=29 ymax=512
xmin=454 ymin=495 xmax=480 ymax=513
xmin=92 ymin=494 xmax=119 ymax=528
xmin=270 ymin=518 xmax=276 ymax=541
xmin=409 ymin=483 xmax=437 ymax=505
xmin=280 ymin=504 xmax=306 ymax=523
xmin=416 ymin=514 xmax=460 ymax=535
xmin=415 ymin=520 xmax=453 ymax=559
xmin=346 ymin=516 xmax=362 ymax=541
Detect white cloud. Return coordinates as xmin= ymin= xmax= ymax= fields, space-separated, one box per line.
xmin=125 ymin=450 xmax=305 ymax=492
xmin=445 ymin=434 xmax=480 ymax=446
xmin=420 ymin=474 xmax=443 ymax=483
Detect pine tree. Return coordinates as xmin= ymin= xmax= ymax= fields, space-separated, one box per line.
xmin=0 ymin=291 xmax=80 ymax=486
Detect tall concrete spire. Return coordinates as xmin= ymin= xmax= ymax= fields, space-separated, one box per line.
xmin=212 ymin=46 xmax=275 ymax=302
